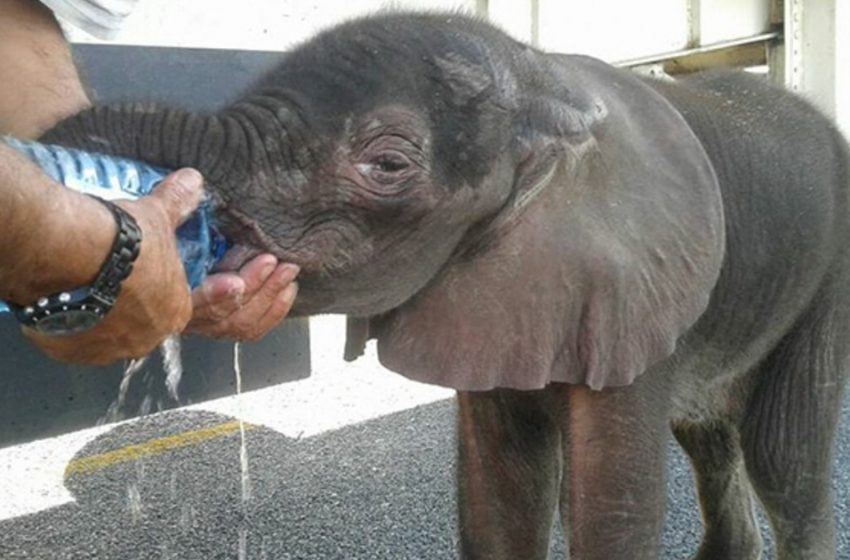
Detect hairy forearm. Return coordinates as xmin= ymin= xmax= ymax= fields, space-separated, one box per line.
xmin=0 ymin=0 xmax=90 ymax=139
xmin=0 ymin=143 xmax=114 ymax=305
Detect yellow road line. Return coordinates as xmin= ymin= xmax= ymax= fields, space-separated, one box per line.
xmin=65 ymin=420 xmax=255 ymax=477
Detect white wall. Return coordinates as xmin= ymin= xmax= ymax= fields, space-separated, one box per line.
xmin=63 ymin=0 xmax=479 ymax=51
xmin=783 ymin=0 xmax=850 ymax=141
xmin=834 ymin=0 xmax=850 ymax=139
xmin=536 ymin=0 xmax=689 ymax=62
xmin=699 ymin=0 xmax=769 ymax=44
xmin=64 ymin=0 xmax=772 ymax=62
xmin=486 ymin=0 xmax=534 ymax=44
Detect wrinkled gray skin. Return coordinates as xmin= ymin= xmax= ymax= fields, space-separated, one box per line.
xmin=44 ymin=12 xmax=850 ymax=560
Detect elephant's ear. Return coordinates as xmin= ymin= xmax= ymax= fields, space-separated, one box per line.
xmin=348 ymin=55 xmax=725 ymax=391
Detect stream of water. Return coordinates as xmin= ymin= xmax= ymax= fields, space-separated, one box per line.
xmin=234 ymin=341 xmax=252 ymax=560
xmin=161 ymin=336 xmax=183 ymax=402
xmin=100 ymin=356 xmax=149 ymax=425
xmin=103 ymin=337 xmax=253 ymax=556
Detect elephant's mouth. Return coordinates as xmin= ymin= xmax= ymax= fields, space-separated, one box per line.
xmin=214 ymin=244 xmax=263 ymax=272
xmin=213 ymin=207 xmax=284 ymax=272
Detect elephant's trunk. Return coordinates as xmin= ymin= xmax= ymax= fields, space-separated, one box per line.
xmin=38 ymin=98 xmax=314 ymax=262
xmin=38 ymin=103 xmax=233 ymax=185
xmin=40 ymin=97 xmax=313 ymax=194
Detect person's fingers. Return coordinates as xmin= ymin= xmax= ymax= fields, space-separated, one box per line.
xmin=189 ymin=254 xmax=278 ymax=324
xmin=224 ymin=263 xmax=299 ymax=339
xmin=190 ymin=273 xmax=246 ymax=322
xmin=248 ymin=281 xmax=298 ymax=341
xmin=236 ymin=254 xmax=279 ymax=296
xmin=249 ymin=263 xmax=299 ymax=313
xmin=189 ymin=263 xmax=299 ymax=340
xmin=190 ymin=253 xmax=281 ymax=322
xmin=148 ymin=168 xmax=204 ymax=227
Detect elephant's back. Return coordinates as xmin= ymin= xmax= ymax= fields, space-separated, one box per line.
xmin=645 ymin=71 xmax=850 ymax=387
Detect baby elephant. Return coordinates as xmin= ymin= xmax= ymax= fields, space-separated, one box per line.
xmin=44 ymin=12 xmax=849 ymax=560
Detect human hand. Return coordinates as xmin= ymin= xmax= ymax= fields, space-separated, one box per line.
xmin=187 ymin=254 xmax=299 ymax=341
xmin=26 ymin=169 xmax=204 ymax=364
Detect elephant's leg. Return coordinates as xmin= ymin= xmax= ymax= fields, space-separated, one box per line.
xmin=456 ymin=388 xmax=562 ymax=560
xmin=740 ymin=281 xmax=849 ymax=560
xmin=562 ymin=379 xmax=670 ymax=560
xmin=672 ymin=420 xmax=762 ymax=560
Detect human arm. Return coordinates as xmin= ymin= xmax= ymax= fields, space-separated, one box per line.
xmin=0 ymin=143 xmax=203 ymax=363
xmin=1 ymin=0 xmax=297 ymax=349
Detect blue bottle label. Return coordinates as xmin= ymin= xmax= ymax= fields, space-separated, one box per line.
xmin=1 ymin=137 xmax=228 ymax=312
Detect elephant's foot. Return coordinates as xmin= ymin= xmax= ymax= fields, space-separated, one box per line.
xmin=691 ymin=483 xmax=763 ymax=560
xmin=776 ymin=532 xmax=836 ymax=560
xmin=692 ymin=530 xmax=763 ymax=560
xmin=672 ymin=420 xmax=765 ymax=560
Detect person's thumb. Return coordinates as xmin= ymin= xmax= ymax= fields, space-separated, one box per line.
xmin=150 ymin=168 xmax=205 ymax=227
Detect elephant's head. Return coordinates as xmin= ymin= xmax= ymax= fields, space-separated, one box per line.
xmin=43 ymin=13 xmax=724 ymax=390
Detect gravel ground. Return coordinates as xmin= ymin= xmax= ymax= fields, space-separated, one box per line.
xmin=0 ymin=386 xmax=847 ymax=560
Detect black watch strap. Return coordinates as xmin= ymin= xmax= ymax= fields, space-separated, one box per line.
xmin=89 ymin=198 xmax=143 ymax=307
xmin=12 ymin=197 xmax=142 ymax=330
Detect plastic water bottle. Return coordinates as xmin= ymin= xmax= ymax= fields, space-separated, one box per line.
xmin=0 ymin=137 xmax=229 ymax=312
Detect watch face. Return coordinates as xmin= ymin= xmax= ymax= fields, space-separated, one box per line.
xmin=35 ymin=310 xmax=103 ymax=336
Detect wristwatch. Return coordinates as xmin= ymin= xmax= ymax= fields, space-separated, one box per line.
xmin=11 ymin=198 xmax=142 ymax=336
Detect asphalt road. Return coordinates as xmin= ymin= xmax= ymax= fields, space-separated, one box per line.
xmin=0 ymin=388 xmax=848 ymax=559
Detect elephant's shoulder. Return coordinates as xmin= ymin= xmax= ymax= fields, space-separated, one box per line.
xmin=645 ymin=70 xmax=839 ymax=142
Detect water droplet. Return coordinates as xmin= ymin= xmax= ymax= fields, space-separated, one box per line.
xmin=127 ymin=482 xmax=143 ymax=523
xmin=233 ymin=342 xmax=252 ymax=504
xmin=239 ymin=527 xmax=249 ymax=560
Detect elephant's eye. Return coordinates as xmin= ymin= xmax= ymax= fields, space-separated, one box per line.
xmin=374 ymin=153 xmax=410 ymax=173
xmin=356 ymin=150 xmax=412 ymax=183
